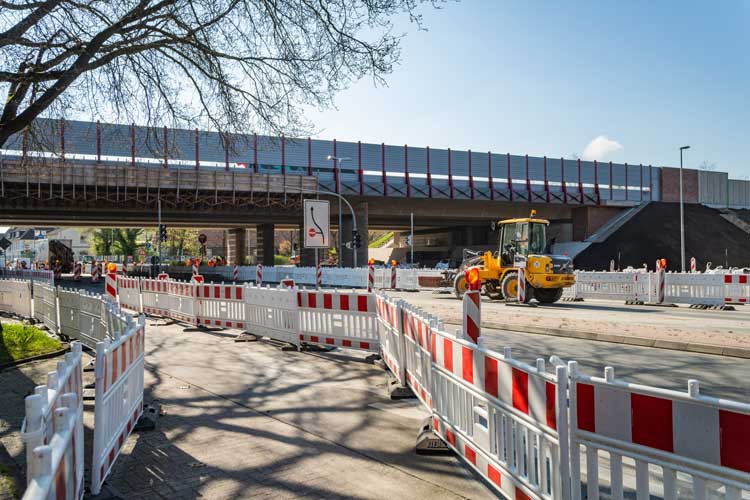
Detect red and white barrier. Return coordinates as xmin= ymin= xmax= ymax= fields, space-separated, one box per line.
xmin=73 ymin=262 xmax=81 ymax=282
xmin=116 ymin=275 xmax=142 ymax=312
xmin=21 ymin=343 xmax=84 ymax=500
xmin=140 ymin=278 xmax=170 ymax=316
xmin=316 ymin=263 xmax=322 ymax=289
xmin=256 ymin=263 xmax=263 ymax=285
xmin=368 ymin=263 xmax=374 ymax=292
xmin=655 ymin=269 xmax=665 ymax=304
xmin=192 ymin=263 xmax=199 ymax=276
xmin=569 ymin=362 xmax=750 ymax=500
xmin=91 ymin=262 xmax=100 ymax=283
xmin=297 ymin=289 xmax=378 ymax=352
xmin=518 ymin=268 xmax=526 ymax=303
xmin=375 ymin=293 xmax=406 ymax=385
xmin=195 ymin=283 xmax=245 ymax=329
xmin=724 ymin=274 xmax=750 ymax=304
xmin=244 ymin=285 xmax=299 ymax=346
xmin=691 ymin=256 xmax=697 ymax=273
xmin=233 ymin=264 xmax=239 ymax=281
xmin=91 ymin=311 xmax=146 ymax=495
xmin=105 ymin=272 xmax=117 ymax=301
xmin=167 ymin=280 xmax=197 ymax=325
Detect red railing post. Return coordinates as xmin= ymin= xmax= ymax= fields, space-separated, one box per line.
xmin=333 ymin=138 xmax=339 ymax=194
xmin=60 ymin=118 xmax=65 ymax=162
xmin=561 ymin=157 xmax=567 ymax=203
xmin=307 ymin=137 xmax=312 ymax=176
xmin=507 ymin=153 xmax=513 ymax=201
xmin=577 ymin=158 xmax=583 ymax=203
xmin=195 ymin=128 xmax=199 ymax=170
xmin=358 ymin=141 xmax=364 ymax=195
xmin=224 ymin=135 xmax=229 ymax=171
xmin=281 ymin=135 xmax=285 ymax=175
xmin=129 ymin=124 xmax=135 ymax=167
xmin=525 ymin=154 xmax=531 ymax=201
xmin=163 ymin=126 xmax=168 ymax=169
xmin=404 ymin=144 xmax=411 ymax=198
xmin=594 ymin=160 xmax=600 ymax=204
xmin=253 ymin=133 xmax=258 ymax=173
xmin=468 ymin=150 xmax=474 ymax=200
xmin=639 ymin=163 xmax=643 ymax=201
xmin=488 ymin=151 xmax=494 ymax=201
xmin=448 ymin=147 xmax=454 ymax=199
xmin=625 ymin=162 xmax=629 ymax=201
xmin=381 ymin=142 xmax=388 ymax=196
xmin=426 ymin=146 xmax=432 ymax=198
xmin=544 ymin=156 xmax=550 ymax=203
xmin=609 ymin=161 xmax=613 ymax=200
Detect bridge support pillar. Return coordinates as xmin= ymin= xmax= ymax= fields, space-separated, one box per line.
xmin=341 ymin=201 xmax=368 ymax=267
xmin=256 ymin=223 xmax=275 ymax=266
xmin=226 ymin=229 xmax=248 ymax=265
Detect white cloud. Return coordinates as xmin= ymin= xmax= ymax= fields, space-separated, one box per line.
xmin=581 ymin=136 xmax=624 ymax=161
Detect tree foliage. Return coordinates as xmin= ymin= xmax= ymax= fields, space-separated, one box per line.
xmin=90 ymin=228 xmax=142 ymax=255
xmin=0 ymin=0 xmax=433 ymax=147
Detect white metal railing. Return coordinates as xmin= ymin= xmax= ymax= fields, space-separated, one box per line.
xmin=0 ymin=278 xmax=32 ymax=317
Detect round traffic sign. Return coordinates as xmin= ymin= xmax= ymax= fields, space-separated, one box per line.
xmin=308 ymin=228 xmax=317 ymax=238
xmin=198 ymin=233 xmax=207 ymax=244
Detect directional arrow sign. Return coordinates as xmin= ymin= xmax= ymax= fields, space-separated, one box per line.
xmin=304 ymin=199 xmax=330 ymax=249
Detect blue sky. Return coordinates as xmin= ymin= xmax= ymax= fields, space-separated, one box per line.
xmin=309 ymin=1 xmax=749 ymax=178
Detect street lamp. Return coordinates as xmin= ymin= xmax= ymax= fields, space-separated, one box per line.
xmin=327 ymin=155 xmax=351 ymax=267
xmin=679 ymin=145 xmax=690 ymax=272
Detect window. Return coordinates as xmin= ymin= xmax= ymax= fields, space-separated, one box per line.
xmin=529 ymin=223 xmax=546 ymax=255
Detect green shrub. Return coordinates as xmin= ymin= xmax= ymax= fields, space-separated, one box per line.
xmin=274 ymin=254 xmax=290 ymax=265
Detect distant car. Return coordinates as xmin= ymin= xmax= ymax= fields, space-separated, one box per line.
xmin=435 ymin=259 xmax=450 ymax=270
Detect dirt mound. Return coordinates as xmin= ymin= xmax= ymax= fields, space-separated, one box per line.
xmin=574 ymin=202 xmax=750 ymax=271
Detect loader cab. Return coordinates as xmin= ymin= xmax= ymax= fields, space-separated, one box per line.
xmin=498 ymin=218 xmax=549 ymax=267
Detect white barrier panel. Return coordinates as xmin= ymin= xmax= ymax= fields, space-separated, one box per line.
xmin=0 ymin=278 xmax=32 ymax=317
xmin=244 ymin=285 xmax=300 ymax=346
xmin=400 ymin=302 xmax=435 ymax=409
xmin=0 ymin=269 xmax=55 ymax=283
xmin=21 ymin=343 xmax=84 ymax=500
xmin=573 ymin=272 xmax=642 ymax=302
xmin=195 ymin=282 xmax=246 ymax=329
xmin=297 ymin=289 xmax=379 ymax=352
xmin=396 ymin=269 xmax=419 ymax=291
xmin=375 ymin=293 xmax=406 ymax=385
xmin=167 ymin=281 xmax=197 ymax=325
xmin=34 ymin=282 xmax=59 ymax=333
xmin=140 ymin=278 xmax=170 ymax=316
xmin=91 ymin=311 xmax=146 ymax=495
xmin=664 ymin=273 xmax=725 ymax=306
xmin=116 ymin=276 xmax=142 ymax=312
xmin=724 ymin=274 xmax=750 ymax=304
xmin=568 ymin=362 xmax=750 ymax=500
xmin=57 ymin=289 xmax=108 ymax=349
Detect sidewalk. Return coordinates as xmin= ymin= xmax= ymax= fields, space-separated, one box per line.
xmin=103 ymin=321 xmax=494 ymax=499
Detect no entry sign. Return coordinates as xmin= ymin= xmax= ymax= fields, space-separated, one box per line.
xmin=303 ymin=199 xmax=330 ymax=248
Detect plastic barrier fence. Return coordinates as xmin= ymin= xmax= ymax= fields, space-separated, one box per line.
xmin=568 ymin=362 xmax=750 ymax=500
xmin=375 ymin=294 xmax=406 ymax=385
xmin=58 ymin=289 xmax=108 ymax=349
xmin=33 ymin=282 xmax=59 ymax=333
xmin=0 ymin=278 xmax=32 ymax=317
xmin=244 ymin=285 xmax=300 ymax=346
xmin=665 ymin=272 xmax=725 ymax=306
xmin=196 ymin=283 xmax=245 ymax=329
xmin=0 ymin=269 xmax=55 ymax=283
xmin=20 ymin=343 xmax=84 ymax=500
xmin=140 ymin=278 xmax=170 ymax=316
xmin=297 ymin=289 xmax=378 ymax=352
xmin=724 ymin=274 xmax=750 ymax=305
xmin=91 ymin=309 xmax=146 ymax=495
xmin=167 ymin=281 xmax=197 ymax=325
xmin=116 ymin=275 xmax=142 ymax=312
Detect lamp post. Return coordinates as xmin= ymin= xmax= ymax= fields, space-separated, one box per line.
xmin=327 ymin=155 xmax=351 ymax=267
xmin=679 ymin=145 xmax=690 ymax=272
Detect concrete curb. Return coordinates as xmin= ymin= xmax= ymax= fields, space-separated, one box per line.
xmin=0 ymin=345 xmax=71 ymax=372
xmin=443 ymin=320 xmax=750 ymax=359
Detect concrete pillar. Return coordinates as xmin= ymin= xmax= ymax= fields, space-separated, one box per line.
xmin=256 ymin=223 xmax=275 ymax=266
xmin=341 ymin=201 xmax=368 ymax=267
xmin=225 ymin=228 xmax=248 ymax=265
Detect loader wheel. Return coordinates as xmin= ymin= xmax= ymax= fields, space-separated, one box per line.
xmin=501 ymin=272 xmax=533 ymax=304
xmin=534 ymin=287 xmax=564 ymax=304
xmin=484 ymin=282 xmax=503 ymax=300
xmin=454 ymin=273 xmax=468 ymax=299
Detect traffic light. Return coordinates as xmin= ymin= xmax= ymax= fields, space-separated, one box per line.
xmin=405 ymin=235 xmax=412 ymax=246
xmin=352 ymin=230 xmax=362 ymax=249
xmin=159 ymin=224 xmax=168 ymax=242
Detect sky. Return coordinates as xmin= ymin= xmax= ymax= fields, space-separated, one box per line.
xmin=307 ymin=1 xmax=749 ymax=178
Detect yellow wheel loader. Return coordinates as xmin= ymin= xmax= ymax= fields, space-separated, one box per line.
xmin=454 ymin=211 xmax=575 ymax=304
